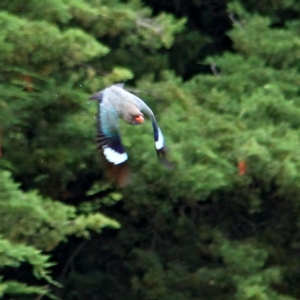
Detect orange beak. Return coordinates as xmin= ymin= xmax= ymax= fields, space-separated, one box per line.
xmin=134 ymin=115 xmax=144 ymax=123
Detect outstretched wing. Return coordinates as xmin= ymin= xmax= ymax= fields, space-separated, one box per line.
xmin=132 ymin=94 xmax=173 ymax=168
xmin=151 ymin=120 xmax=173 ymax=168
xmin=93 ymin=90 xmax=130 ymax=187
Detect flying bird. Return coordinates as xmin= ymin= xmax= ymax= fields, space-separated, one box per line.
xmin=89 ymin=83 xmax=172 ymax=187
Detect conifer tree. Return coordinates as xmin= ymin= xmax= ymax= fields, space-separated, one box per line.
xmin=0 ymin=0 xmax=185 ymax=298
xmin=54 ymin=1 xmax=300 ymax=300
xmin=2 ymin=0 xmax=300 ymax=299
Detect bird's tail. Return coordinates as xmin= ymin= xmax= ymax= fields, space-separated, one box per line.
xmin=100 ymin=152 xmax=131 ymax=187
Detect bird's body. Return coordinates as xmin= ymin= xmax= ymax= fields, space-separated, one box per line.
xmin=90 ymin=83 xmax=171 ymax=186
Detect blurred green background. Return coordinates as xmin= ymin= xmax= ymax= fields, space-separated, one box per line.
xmin=1 ymin=0 xmax=300 ymax=299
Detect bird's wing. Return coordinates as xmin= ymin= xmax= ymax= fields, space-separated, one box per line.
xmin=96 ymin=91 xmax=130 ymax=186
xmin=132 ymin=94 xmax=173 ymax=168
xmin=150 ymin=119 xmax=173 ymax=168
xmin=96 ymin=91 xmax=127 ymax=164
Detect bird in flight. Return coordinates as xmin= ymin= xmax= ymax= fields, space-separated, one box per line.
xmin=89 ymin=83 xmax=172 ymax=187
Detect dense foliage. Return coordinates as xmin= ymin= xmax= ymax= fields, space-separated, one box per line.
xmin=1 ymin=0 xmax=300 ymax=299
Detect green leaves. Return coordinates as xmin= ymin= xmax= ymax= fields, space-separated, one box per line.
xmin=0 ymin=169 xmax=119 ymax=297
xmin=228 ymin=4 xmax=300 ymax=68
xmin=2 ymin=0 xmax=300 ymax=299
xmin=0 ymin=11 xmax=108 ymax=72
xmin=0 ymin=170 xmax=119 ymax=249
xmin=0 ymin=238 xmax=55 ymax=298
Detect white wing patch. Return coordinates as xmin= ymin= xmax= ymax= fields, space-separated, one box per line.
xmin=155 ymin=128 xmax=164 ymax=150
xmin=103 ymin=146 xmax=128 ymax=165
